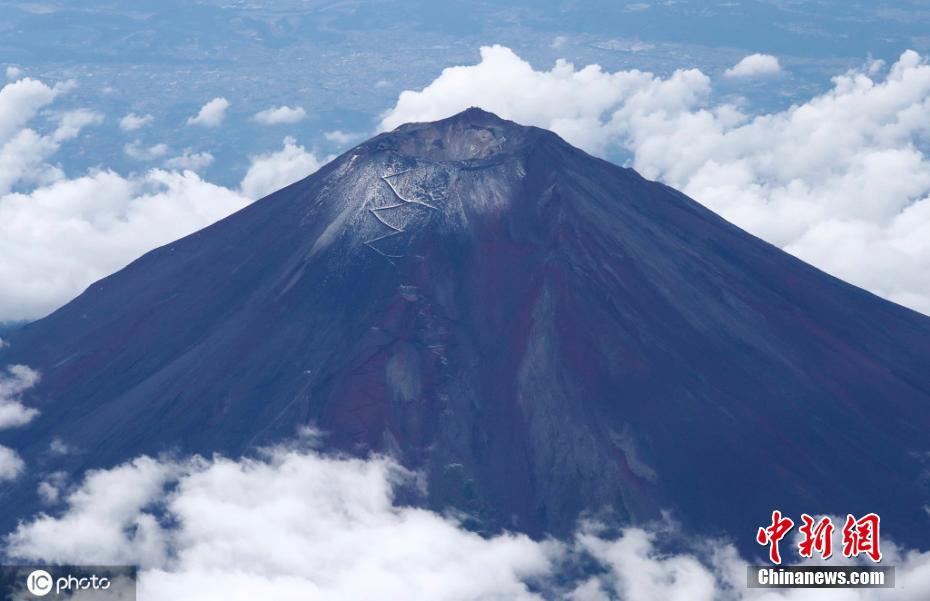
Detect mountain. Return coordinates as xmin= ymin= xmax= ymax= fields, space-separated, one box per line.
xmin=2 ymin=108 xmax=929 ymax=551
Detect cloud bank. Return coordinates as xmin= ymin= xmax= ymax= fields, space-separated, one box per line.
xmin=381 ymin=46 xmax=930 ymax=315
xmin=0 ymin=169 xmax=251 ymax=321
xmin=6 ymin=444 xmax=930 ymax=601
xmin=7 ymin=448 xmax=552 ymax=601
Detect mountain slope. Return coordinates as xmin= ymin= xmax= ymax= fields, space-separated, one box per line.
xmin=2 ymin=108 xmax=929 ymax=550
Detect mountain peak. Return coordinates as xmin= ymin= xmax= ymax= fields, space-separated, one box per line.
xmin=378 ymin=107 xmax=542 ymax=161
xmin=393 ymin=107 xmax=514 ymax=130
xmin=446 ymin=106 xmax=512 ymax=125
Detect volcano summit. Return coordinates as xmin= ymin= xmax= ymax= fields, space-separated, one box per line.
xmin=2 ymin=108 xmax=930 ymax=550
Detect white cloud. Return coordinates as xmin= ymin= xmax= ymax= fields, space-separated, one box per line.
xmin=123 ymin=141 xmax=170 ymax=161
xmin=382 ymin=46 xmax=930 ymax=315
xmin=186 ymin=97 xmax=229 ymax=128
xmin=0 ymin=169 xmax=253 ymax=320
xmin=0 ymin=85 xmax=101 ymax=195
xmin=9 ymin=455 xmax=176 ymax=566
xmin=6 ymin=445 xmax=930 ymax=601
xmin=625 ymin=2 xmax=650 ymax=11
xmin=119 ymin=112 xmax=153 ymax=132
xmin=53 ymin=109 xmax=103 ymax=141
xmin=0 ymin=445 xmax=24 ymax=482
xmin=569 ymin=527 xmax=718 ymax=600
xmin=5 ymin=66 xmax=23 ymax=81
xmin=37 ymin=471 xmax=68 ymax=504
xmin=324 ymin=129 xmax=363 ymax=146
xmin=0 ymin=77 xmax=62 ymax=141
xmin=48 ymin=438 xmax=70 ymax=456
xmin=551 ymin=36 xmax=568 ymax=49
xmin=0 ymin=358 xmax=35 ymax=493
xmin=37 ymin=481 xmax=59 ymax=504
xmin=7 ymin=448 xmax=553 ymax=600
xmin=0 ymin=128 xmax=63 ymax=194
xmin=724 ymin=53 xmax=782 ymax=78
xmin=164 ymin=150 xmax=214 ymax=171
xmin=253 ymin=105 xmax=307 ymax=125
xmin=240 ymin=136 xmax=324 ymax=200
xmin=381 ymin=45 xmax=667 ymax=155
xmin=0 ymin=364 xmax=39 ymax=429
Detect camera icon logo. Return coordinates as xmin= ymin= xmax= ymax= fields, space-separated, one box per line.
xmin=26 ymin=569 xmax=53 ymax=596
